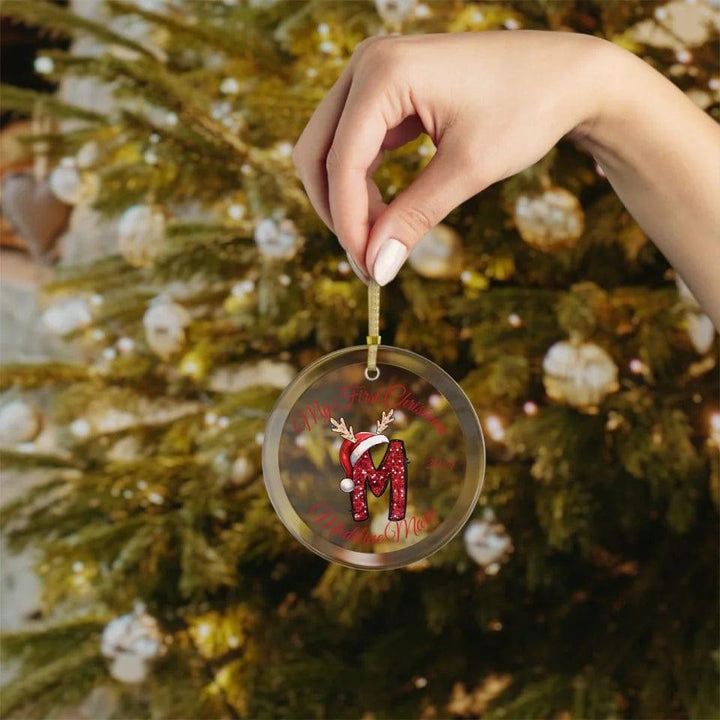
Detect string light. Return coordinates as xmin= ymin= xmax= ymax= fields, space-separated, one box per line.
xmin=196 ymin=622 xmax=212 ymax=640
xmin=507 ymin=313 xmax=523 ymax=328
xmin=629 ymin=358 xmax=646 ymax=375
xmin=710 ymin=412 xmax=720 ymax=444
xmin=523 ymin=401 xmax=538 ymax=416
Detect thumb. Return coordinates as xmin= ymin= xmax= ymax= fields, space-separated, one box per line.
xmin=365 ymin=143 xmax=479 ymax=286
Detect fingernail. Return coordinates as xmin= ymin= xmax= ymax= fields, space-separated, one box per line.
xmin=372 ymin=238 xmax=408 ymax=286
xmin=346 ymin=252 xmax=370 ymax=284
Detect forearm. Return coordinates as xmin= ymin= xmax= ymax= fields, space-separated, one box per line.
xmin=572 ymin=41 xmax=720 ymax=328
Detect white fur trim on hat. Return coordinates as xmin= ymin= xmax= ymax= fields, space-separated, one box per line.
xmin=350 ymin=434 xmax=388 ymax=466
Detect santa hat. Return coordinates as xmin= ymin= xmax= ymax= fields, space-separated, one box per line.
xmin=338 ymin=431 xmax=388 ymax=492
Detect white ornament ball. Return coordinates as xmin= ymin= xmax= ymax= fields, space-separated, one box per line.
xmin=514 ymin=187 xmax=584 ymax=251
xmin=118 ymin=205 xmax=166 ymax=268
xmin=408 ymin=224 xmax=464 ymax=280
xmin=254 ymin=217 xmax=301 ymax=260
xmin=49 ymin=163 xmax=98 ymax=205
xmin=220 ymin=77 xmax=241 ymax=95
xmin=464 ymin=513 xmax=513 ymax=569
xmin=101 ymin=603 xmax=163 ymax=684
xmin=0 ymin=400 xmax=42 ymax=445
xmin=542 ymin=340 xmax=619 ymax=410
xmin=687 ymin=313 xmax=716 ymax=354
xmin=42 ymin=298 xmax=92 ymax=335
xmin=108 ymin=654 xmax=149 ymax=684
xmin=70 ymin=418 xmax=92 ymax=439
xmin=143 ymin=298 xmax=191 ymax=359
xmin=340 ymin=478 xmax=355 ymax=493
xmin=34 ymin=56 xmax=54 ymax=75
xmin=375 ymin=0 xmax=416 ymax=28
xmin=231 ymin=456 xmax=255 ymax=483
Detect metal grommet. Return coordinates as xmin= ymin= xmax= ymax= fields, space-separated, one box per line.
xmin=364 ymin=366 xmax=380 ymax=381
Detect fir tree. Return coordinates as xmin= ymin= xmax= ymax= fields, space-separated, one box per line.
xmin=1 ymin=1 xmax=718 ymax=718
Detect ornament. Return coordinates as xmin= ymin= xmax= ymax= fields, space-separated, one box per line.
xmin=143 ymin=298 xmax=191 ymax=359
xmin=101 ymin=602 xmax=163 ymax=684
xmin=220 ymin=77 xmax=241 ymax=95
xmin=1 ymin=171 xmax=71 ymax=259
xmin=34 ymin=56 xmax=54 ymax=74
xmin=70 ymin=418 xmax=92 ymax=439
xmin=0 ymin=400 xmax=42 ymax=445
xmin=374 ymin=0 xmax=416 ymax=29
xmin=42 ymin=298 xmax=92 ymax=335
xmin=48 ymin=159 xmax=98 ymax=205
xmin=263 ymin=344 xmax=485 ymax=569
xmin=407 ymin=224 xmax=464 ymax=280
xmin=231 ymin=455 xmax=255 ymax=484
xmin=542 ymin=340 xmax=619 ymax=410
xmin=254 ymin=216 xmax=301 ymax=260
xmin=514 ymin=186 xmax=584 ymax=251
xmin=463 ymin=509 xmax=513 ymax=573
xmin=117 ymin=205 xmax=166 ymax=268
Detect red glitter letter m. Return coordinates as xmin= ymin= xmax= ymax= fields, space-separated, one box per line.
xmin=350 ymin=440 xmax=408 ymax=522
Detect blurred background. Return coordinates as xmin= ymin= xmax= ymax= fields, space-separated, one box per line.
xmin=0 ymin=1 xmax=718 ymax=718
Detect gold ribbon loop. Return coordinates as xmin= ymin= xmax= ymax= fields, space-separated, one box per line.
xmin=366 ymin=281 xmax=381 ymax=380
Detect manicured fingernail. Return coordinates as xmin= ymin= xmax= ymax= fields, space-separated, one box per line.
xmin=372 ymin=238 xmax=407 ymax=286
xmin=346 ymin=252 xmax=370 ymax=284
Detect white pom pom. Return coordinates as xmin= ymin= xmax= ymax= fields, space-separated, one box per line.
xmin=340 ymin=478 xmax=355 ymax=493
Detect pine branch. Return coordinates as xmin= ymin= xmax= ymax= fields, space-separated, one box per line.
xmin=0 ymin=85 xmax=105 ymax=124
xmin=2 ymin=0 xmax=156 ymax=59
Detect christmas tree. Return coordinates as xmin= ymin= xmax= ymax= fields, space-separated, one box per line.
xmin=1 ymin=1 xmax=718 ymax=718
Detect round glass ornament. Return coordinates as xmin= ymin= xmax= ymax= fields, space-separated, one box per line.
xmin=263 ymin=345 xmax=485 ymax=569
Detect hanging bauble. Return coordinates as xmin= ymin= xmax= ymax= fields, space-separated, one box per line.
xmin=101 ymin=602 xmax=163 ymax=684
xmin=42 ymin=297 xmax=92 ymax=335
xmin=542 ymin=339 xmax=619 ymax=410
xmin=118 ymin=205 xmax=166 ymax=268
xmin=375 ymin=0 xmax=416 ymax=30
xmin=463 ymin=509 xmax=513 ymax=574
xmin=143 ymin=298 xmax=191 ymax=359
xmin=514 ymin=186 xmax=584 ymax=251
xmin=408 ymin=224 xmax=464 ymax=280
xmin=0 ymin=399 xmax=42 ymax=445
xmin=231 ymin=455 xmax=255 ymax=484
xmin=686 ymin=312 xmax=716 ymax=354
xmin=1 ymin=171 xmax=71 ymax=259
xmin=254 ymin=216 xmax=301 ymax=260
xmin=48 ymin=159 xmax=98 ymax=205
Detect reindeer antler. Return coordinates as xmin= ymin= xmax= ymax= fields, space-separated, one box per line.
xmin=376 ymin=408 xmax=395 ymax=434
xmin=330 ymin=417 xmax=356 ymax=442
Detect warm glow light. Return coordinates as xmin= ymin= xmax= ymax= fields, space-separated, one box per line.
xmin=486 ymin=415 xmax=505 ymax=442
xmin=507 ymin=313 xmax=523 ymax=328
xmin=629 ymin=358 xmax=645 ymax=374
xmin=711 ymin=413 xmax=720 ymax=432
xmin=197 ymin=622 xmax=212 ymax=640
xmin=523 ymin=401 xmax=538 ymax=416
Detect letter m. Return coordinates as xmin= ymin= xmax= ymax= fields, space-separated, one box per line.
xmin=349 ymin=440 xmax=408 ymax=522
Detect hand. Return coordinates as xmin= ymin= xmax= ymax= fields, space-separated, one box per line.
xmin=292 ymin=31 xmax=606 ymax=283
xmin=293 ymin=31 xmax=720 ymax=326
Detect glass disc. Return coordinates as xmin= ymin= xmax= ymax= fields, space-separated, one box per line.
xmin=262 ymin=346 xmax=485 ymax=570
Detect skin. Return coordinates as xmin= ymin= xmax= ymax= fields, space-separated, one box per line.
xmin=292 ymin=31 xmax=720 ymax=328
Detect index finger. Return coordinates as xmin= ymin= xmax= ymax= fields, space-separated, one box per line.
xmin=326 ymin=78 xmax=397 ymax=268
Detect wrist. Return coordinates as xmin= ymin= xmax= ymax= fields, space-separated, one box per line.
xmin=568 ymin=38 xmax=653 ymax=162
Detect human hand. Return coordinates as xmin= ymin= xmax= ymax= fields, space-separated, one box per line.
xmin=292 ymin=31 xmax=609 ymax=285
xmin=293 ymin=30 xmax=720 ymax=326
